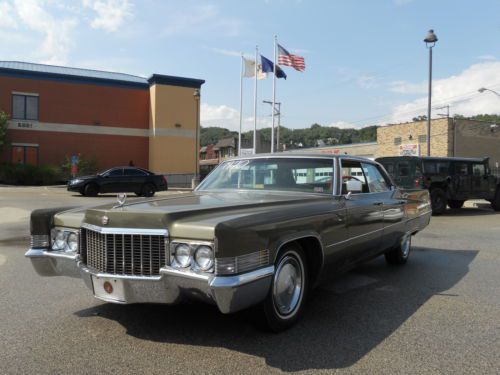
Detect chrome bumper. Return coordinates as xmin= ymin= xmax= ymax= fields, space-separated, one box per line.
xmin=25 ymin=249 xmax=273 ymax=314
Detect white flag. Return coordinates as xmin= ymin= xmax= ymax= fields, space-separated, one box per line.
xmin=243 ymin=57 xmax=267 ymax=80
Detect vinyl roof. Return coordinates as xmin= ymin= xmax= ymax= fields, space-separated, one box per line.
xmin=0 ymin=61 xmax=205 ymax=89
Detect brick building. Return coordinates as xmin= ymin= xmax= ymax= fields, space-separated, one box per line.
xmin=0 ymin=61 xmax=204 ymax=174
xmin=377 ymin=118 xmax=500 ymax=167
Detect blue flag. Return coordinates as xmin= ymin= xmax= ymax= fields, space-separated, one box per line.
xmin=260 ymin=55 xmax=287 ymax=79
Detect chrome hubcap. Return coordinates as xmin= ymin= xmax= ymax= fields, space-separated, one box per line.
xmin=401 ymin=234 xmax=411 ymax=258
xmin=273 ymin=255 xmax=303 ymax=316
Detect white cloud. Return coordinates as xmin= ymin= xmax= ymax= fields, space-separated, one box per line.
xmin=206 ymin=47 xmax=242 ymax=57
xmin=82 ymin=0 xmax=132 ymax=32
xmin=389 ymin=61 xmax=500 ymax=123
xmin=357 ymin=75 xmax=378 ymax=89
xmin=388 ymin=80 xmax=427 ymax=94
xmin=0 ymin=1 xmax=17 ymax=28
xmin=13 ymin=0 xmax=77 ymax=65
xmin=161 ymin=4 xmax=241 ymax=38
xmin=477 ymin=55 xmax=496 ymax=61
xmin=201 ymin=103 xmax=272 ymax=132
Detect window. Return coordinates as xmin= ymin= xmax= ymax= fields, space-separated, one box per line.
xmin=105 ymin=168 xmax=123 ymax=177
xmin=424 ymin=161 xmax=449 ymax=175
xmin=124 ymin=168 xmax=147 ymax=176
xmin=418 ymin=134 xmax=427 ymax=143
xmin=382 ymin=162 xmax=395 ymax=174
xmin=12 ymin=94 xmax=39 ymax=120
xmin=198 ymin=158 xmax=334 ymax=194
xmin=454 ymin=163 xmax=469 ymax=176
xmin=361 ymin=163 xmax=390 ymax=193
xmin=394 ymin=137 xmax=402 ymax=145
xmin=397 ymin=161 xmax=410 ymax=177
xmin=472 ymin=163 xmax=485 ymax=176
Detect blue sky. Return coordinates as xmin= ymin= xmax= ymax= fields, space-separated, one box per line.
xmin=1 ymin=0 xmax=500 ymax=131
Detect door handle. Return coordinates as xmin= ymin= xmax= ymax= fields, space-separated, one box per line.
xmin=373 ymin=202 xmax=383 ymax=206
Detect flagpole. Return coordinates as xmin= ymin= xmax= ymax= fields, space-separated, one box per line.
xmin=271 ymin=35 xmax=277 ymax=153
xmin=253 ymin=45 xmax=258 ymax=155
xmin=238 ymin=53 xmax=243 ymax=156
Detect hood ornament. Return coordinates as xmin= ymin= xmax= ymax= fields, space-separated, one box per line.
xmin=115 ymin=192 xmax=127 ymax=208
xmin=101 ymin=215 xmax=109 ymax=225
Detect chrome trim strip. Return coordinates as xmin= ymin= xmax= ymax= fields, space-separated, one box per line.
xmin=81 ymin=223 xmax=168 ymax=236
xmin=160 ymin=267 xmax=211 ymax=281
xmin=25 ymin=248 xmax=78 ymax=260
xmin=210 ymin=266 xmax=275 ymax=288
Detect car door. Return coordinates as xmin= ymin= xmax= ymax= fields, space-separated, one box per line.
xmin=340 ymin=159 xmax=384 ymax=263
xmin=123 ymin=168 xmax=147 ymax=193
xmin=471 ymin=162 xmax=489 ymax=198
xmin=100 ymin=168 xmax=124 ymax=193
xmin=451 ymin=161 xmax=471 ymax=199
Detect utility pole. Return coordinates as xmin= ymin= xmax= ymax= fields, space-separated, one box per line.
xmin=263 ymin=100 xmax=281 ymax=152
xmin=424 ymin=29 xmax=438 ymax=157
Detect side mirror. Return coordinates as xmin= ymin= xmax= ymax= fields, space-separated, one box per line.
xmin=345 ymin=179 xmax=363 ymax=193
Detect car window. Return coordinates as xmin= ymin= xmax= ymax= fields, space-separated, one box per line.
xmin=382 ymin=162 xmax=394 ymax=174
xmin=397 ymin=161 xmax=410 ymax=177
xmin=341 ymin=161 xmax=369 ymax=194
xmin=107 ymin=168 xmax=123 ymax=177
xmin=198 ymin=158 xmax=334 ymax=194
xmin=424 ymin=161 xmax=449 ymax=175
xmin=472 ymin=163 xmax=485 ymax=176
xmin=361 ymin=163 xmax=390 ymax=193
xmin=125 ymin=168 xmax=147 ymax=176
xmin=454 ymin=163 xmax=469 ymax=176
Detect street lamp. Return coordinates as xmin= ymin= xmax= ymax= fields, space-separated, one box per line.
xmin=424 ymin=29 xmax=438 ymax=157
xmin=478 ymin=87 xmax=500 ymax=97
xmin=193 ymin=89 xmax=201 ymax=188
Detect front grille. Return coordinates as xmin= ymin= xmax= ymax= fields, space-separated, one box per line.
xmin=81 ymin=228 xmax=167 ymax=277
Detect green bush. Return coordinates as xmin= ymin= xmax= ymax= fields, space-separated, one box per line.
xmin=0 ymin=163 xmax=62 ymax=185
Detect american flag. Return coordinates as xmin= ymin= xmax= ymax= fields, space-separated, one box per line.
xmin=277 ymin=44 xmax=305 ymax=72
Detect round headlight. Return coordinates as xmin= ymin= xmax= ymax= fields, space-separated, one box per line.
xmin=194 ymin=245 xmax=214 ymax=271
xmin=53 ymin=230 xmax=67 ymax=250
xmin=174 ymin=243 xmax=191 ymax=267
xmin=67 ymin=232 xmax=78 ymax=253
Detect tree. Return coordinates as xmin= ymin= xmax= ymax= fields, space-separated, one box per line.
xmin=412 ymin=115 xmax=428 ymax=122
xmin=0 ymin=111 xmax=8 ymax=154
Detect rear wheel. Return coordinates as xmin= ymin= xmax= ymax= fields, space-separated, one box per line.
xmin=141 ymin=183 xmax=156 ymax=197
xmin=492 ymin=188 xmax=500 ymax=212
xmin=448 ymin=200 xmax=464 ymax=209
xmin=262 ymin=243 xmax=308 ymax=332
xmin=431 ymin=188 xmax=447 ymax=215
xmin=83 ymin=183 xmax=99 ymax=197
xmin=385 ymin=233 xmax=411 ymax=265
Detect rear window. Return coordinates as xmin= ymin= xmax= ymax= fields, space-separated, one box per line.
xmin=382 ymin=162 xmax=394 ymax=174
xmin=424 ymin=161 xmax=449 ymax=175
xmin=397 ymin=161 xmax=410 ymax=177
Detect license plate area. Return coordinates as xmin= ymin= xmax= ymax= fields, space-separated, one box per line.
xmin=92 ymin=276 xmax=126 ymax=303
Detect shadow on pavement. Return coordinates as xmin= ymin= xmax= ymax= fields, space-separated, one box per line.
xmin=443 ymin=206 xmax=496 ymax=216
xmin=75 ymin=247 xmax=477 ymax=372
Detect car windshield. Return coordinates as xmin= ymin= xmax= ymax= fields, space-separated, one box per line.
xmin=197 ymin=157 xmax=335 ymax=194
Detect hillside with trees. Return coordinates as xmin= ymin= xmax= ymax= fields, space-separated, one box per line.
xmin=200 ymin=123 xmax=378 ymax=148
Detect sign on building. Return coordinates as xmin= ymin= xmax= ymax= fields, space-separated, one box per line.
xmin=240 ymin=148 xmax=254 ymax=156
xmin=399 ymin=144 xmax=420 ymax=156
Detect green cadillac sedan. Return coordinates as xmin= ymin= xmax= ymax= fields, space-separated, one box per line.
xmin=26 ymin=154 xmax=431 ymax=331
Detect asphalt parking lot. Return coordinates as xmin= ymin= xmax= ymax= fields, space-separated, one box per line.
xmin=0 ymin=186 xmax=499 ymax=375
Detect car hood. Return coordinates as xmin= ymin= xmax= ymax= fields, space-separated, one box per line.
xmin=54 ymin=191 xmax=332 ymax=240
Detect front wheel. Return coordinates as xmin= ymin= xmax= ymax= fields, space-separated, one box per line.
xmin=431 ymin=188 xmax=447 ymax=215
xmin=492 ymin=189 xmax=500 ymax=212
xmin=262 ymin=244 xmax=308 ymax=332
xmin=385 ymin=233 xmax=411 ymax=265
xmin=83 ymin=183 xmax=99 ymax=197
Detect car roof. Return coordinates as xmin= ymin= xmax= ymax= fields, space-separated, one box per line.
xmin=228 ymin=152 xmax=375 ymax=162
xmin=376 ymin=156 xmax=487 ymax=163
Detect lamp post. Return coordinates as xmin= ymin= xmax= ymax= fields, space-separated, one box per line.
xmin=424 ymin=29 xmax=438 ymax=156
xmin=193 ymin=89 xmax=201 ymax=188
xmin=478 ymin=87 xmax=500 ymax=97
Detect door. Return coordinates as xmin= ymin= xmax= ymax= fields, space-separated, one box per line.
xmin=25 ymin=147 xmax=38 ymax=166
xmin=471 ymin=162 xmax=489 ymax=198
xmin=451 ymin=161 xmax=471 ymax=199
xmin=123 ymin=168 xmax=148 ymax=193
xmin=341 ymin=160 xmax=384 ymax=263
xmin=100 ymin=168 xmax=124 ymax=193
xmin=12 ymin=146 xmax=24 ymax=164
xmin=11 ymin=146 xmax=38 ymax=165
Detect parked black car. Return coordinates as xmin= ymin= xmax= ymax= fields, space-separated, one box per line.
xmin=67 ymin=167 xmax=168 ymax=197
xmin=376 ymin=156 xmax=500 ymax=215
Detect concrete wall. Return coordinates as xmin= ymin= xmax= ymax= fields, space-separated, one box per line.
xmin=454 ymin=119 xmax=500 ymax=168
xmin=148 ymin=84 xmax=199 ymax=174
xmin=377 ymin=118 xmax=452 ymax=157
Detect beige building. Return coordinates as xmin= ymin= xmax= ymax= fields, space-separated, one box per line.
xmin=291 ymin=141 xmax=378 ymax=159
xmin=377 ymin=118 xmax=500 ymax=168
